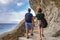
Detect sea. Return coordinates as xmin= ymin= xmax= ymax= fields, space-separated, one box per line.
xmin=0 ymin=23 xmax=18 ymax=35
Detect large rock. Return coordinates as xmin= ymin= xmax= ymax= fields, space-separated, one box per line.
xmin=30 ymin=0 xmax=60 ymax=37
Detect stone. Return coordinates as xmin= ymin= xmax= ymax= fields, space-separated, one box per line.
xmin=30 ymin=0 xmax=60 ymax=39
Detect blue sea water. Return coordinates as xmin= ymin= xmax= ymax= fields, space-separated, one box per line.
xmin=0 ymin=23 xmax=18 ymax=35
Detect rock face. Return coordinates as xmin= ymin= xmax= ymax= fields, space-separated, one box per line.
xmin=30 ymin=0 xmax=60 ymax=37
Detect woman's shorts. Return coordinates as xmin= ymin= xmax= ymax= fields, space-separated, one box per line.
xmin=37 ymin=20 xmax=43 ymax=28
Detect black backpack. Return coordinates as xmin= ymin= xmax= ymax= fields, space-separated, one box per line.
xmin=40 ymin=18 xmax=48 ymax=28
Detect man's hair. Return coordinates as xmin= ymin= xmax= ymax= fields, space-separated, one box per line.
xmin=38 ymin=8 xmax=42 ymax=13
xmin=28 ymin=8 xmax=31 ymax=12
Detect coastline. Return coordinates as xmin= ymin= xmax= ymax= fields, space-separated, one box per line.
xmin=0 ymin=19 xmax=24 ymax=39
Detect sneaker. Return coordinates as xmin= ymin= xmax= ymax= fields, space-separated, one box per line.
xmin=31 ymin=33 xmax=33 ymax=36
xmin=42 ymin=34 xmax=44 ymax=37
xmin=40 ymin=38 xmax=42 ymax=40
xmin=27 ymin=37 xmax=29 ymax=39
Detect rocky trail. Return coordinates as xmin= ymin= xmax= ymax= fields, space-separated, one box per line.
xmin=19 ymin=23 xmax=60 ymax=40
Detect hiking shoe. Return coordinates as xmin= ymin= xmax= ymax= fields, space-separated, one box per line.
xmin=40 ymin=38 xmax=42 ymax=40
xmin=40 ymin=39 xmax=42 ymax=40
xmin=27 ymin=37 xmax=29 ymax=39
xmin=42 ymin=34 xmax=44 ymax=37
xmin=31 ymin=33 xmax=34 ymax=36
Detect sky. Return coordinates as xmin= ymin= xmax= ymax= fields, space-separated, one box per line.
xmin=0 ymin=0 xmax=35 ymax=23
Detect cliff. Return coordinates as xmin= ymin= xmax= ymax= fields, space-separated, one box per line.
xmin=30 ymin=0 xmax=60 ymax=38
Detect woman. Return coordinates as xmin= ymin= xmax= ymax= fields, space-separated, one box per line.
xmin=36 ymin=8 xmax=45 ymax=40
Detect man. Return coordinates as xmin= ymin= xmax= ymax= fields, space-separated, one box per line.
xmin=25 ymin=8 xmax=34 ymax=39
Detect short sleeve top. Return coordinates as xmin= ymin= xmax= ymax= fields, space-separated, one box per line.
xmin=36 ymin=13 xmax=45 ymax=20
xmin=25 ymin=13 xmax=33 ymax=23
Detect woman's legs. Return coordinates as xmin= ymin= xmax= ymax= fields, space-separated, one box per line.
xmin=41 ymin=27 xmax=44 ymax=37
xmin=38 ymin=25 xmax=42 ymax=39
xmin=38 ymin=26 xmax=44 ymax=40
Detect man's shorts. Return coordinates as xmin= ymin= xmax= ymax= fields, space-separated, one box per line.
xmin=25 ymin=22 xmax=33 ymax=30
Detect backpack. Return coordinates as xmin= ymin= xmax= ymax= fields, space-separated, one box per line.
xmin=25 ymin=13 xmax=32 ymax=22
xmin=40 ymin=18 xmax=48 ymax=28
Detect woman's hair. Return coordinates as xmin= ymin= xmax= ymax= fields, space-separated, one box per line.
xmin=38 ymin=8 xmax=42 ymax=13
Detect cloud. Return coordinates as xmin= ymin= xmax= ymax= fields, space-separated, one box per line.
xmin=0 ymin=0 xmax=8 ymax=4
xmin=0 ymin=0 xmax=29 ymax=4
xmin=17 ymin=2 xmax=23 ymax=7
xmin=0 ymin=0 xmax=13 ymax=4
xmin=0 ymin=10 xmax=27 ymax=23
xmin=0 ymin=0 xmax=32 ymax=23
xmin=0 ymin=0 xmax=27 ymax=13
xmin=0 ymin=9 xmax=35 ymax=23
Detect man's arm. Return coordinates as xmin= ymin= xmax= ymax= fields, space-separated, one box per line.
xmin=32 ymin=16 xmax=34 ymax=24
xmin=24 ymin=17 xmax=26 ymax=23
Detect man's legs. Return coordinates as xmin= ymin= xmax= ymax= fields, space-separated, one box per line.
xmin=31 ymin=26 xmax=34 ymax=36
xmin=26 ymin=30 xmax=29 ymax=38
xmin=25 ymin=23 xmax=34 ymax=38
xmin=25 ymin=23 xmax=29 ymax=38
xmin=29 ymin=23 xmax=34 ymax=36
